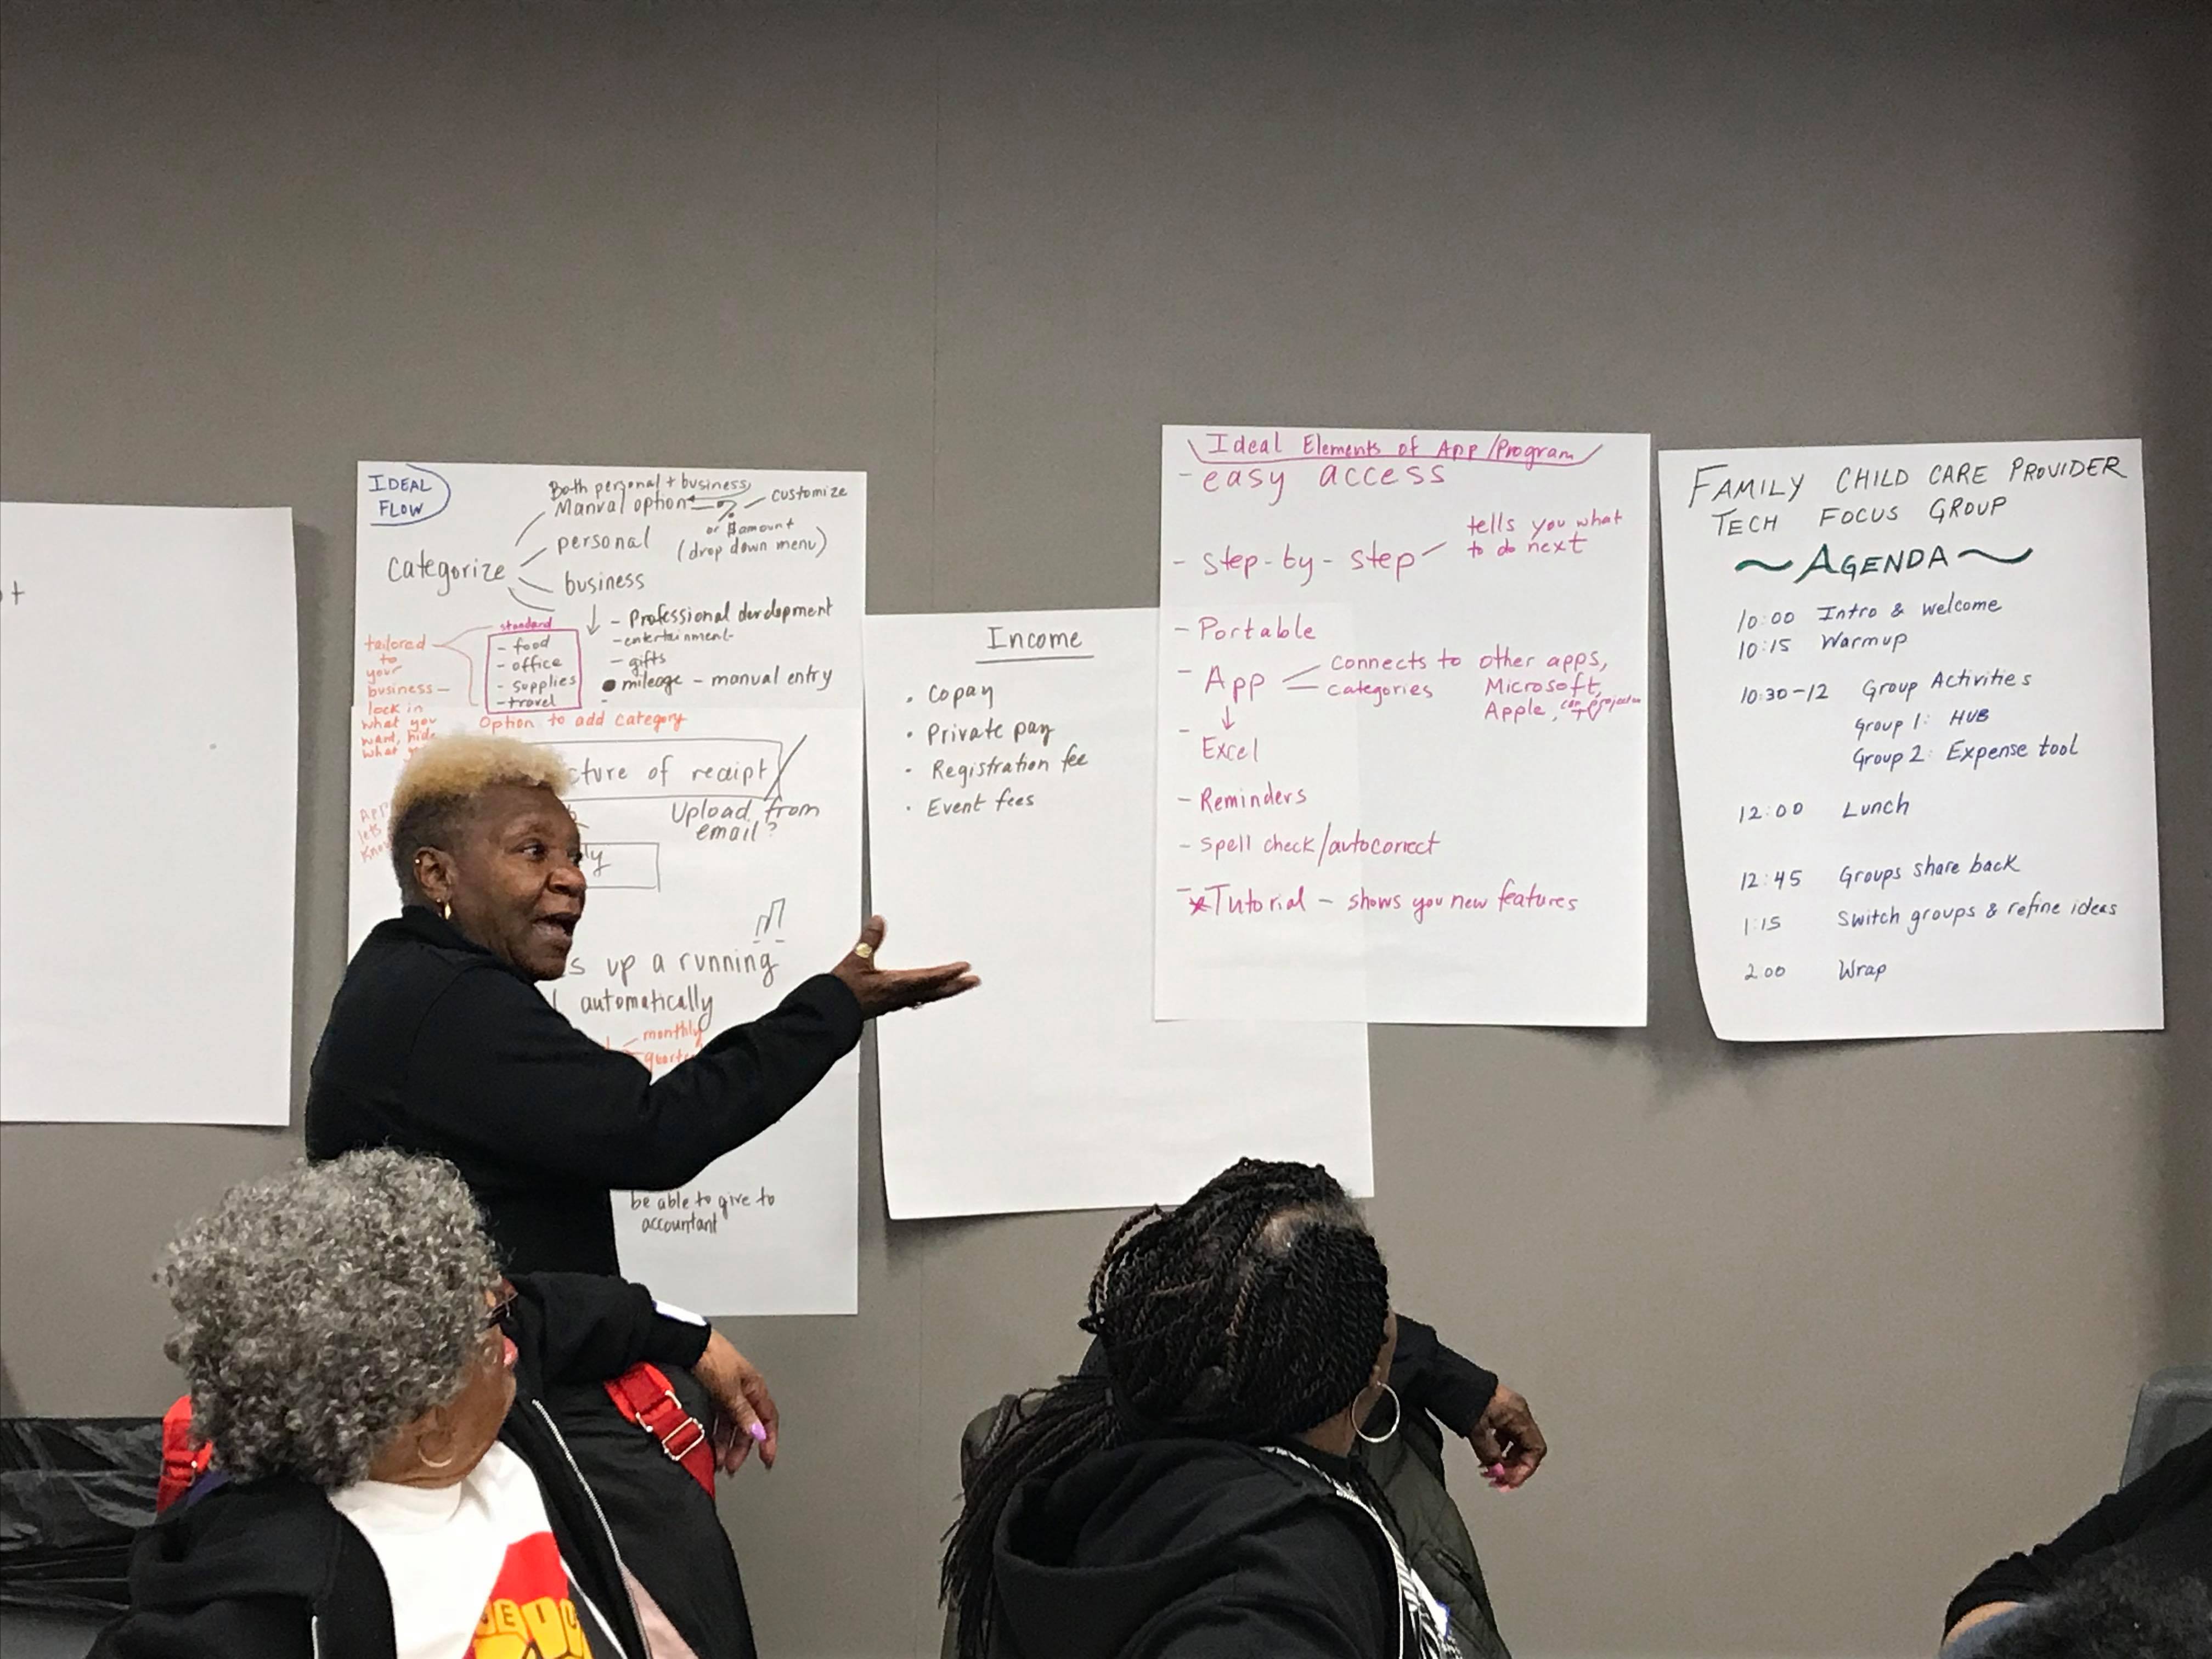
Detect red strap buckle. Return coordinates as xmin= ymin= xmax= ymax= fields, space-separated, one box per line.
xmin=656 ymin=1399 xmax=709 ymax=1464
xmin=157 ymin=1395 xmax=213 ymax=1515
xmin=604 ymin=1363 xmax=715 ymax=1497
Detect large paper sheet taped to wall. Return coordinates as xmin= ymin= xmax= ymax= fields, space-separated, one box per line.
xmin=867 ymin=609 xmax=1372 ymax=1218
xmin=352 ymin=461 xmax=864 ymax=1311
xmin=1155 ymin=426 xmax=1650 ymax=1025
xmin=1659 ymin=440 xmax=2161 ymax=1040
xmin=2 ymin=504 xmax=297 ymax=1124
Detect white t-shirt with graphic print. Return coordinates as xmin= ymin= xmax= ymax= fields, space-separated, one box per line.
xmin=331 ymin=1439 xmax=623 ymax=1659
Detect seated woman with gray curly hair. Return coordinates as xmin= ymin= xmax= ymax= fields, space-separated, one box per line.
xmin=92 ymin=1150 xmax=770 ymax=1659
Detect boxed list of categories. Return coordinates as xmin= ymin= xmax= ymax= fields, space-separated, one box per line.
xmin=1660 ymin=440 xmax=2162 ymax=1041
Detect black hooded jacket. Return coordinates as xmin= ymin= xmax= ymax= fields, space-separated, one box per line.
xmin=992 ymin=1439 xmax=1409 ymax=1659
xmin=88 ymin=1273 xmax=710 ymax=1659
xmin=305 ymin=905 xmax=862 ymax=1274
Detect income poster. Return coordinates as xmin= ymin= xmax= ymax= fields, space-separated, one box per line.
xmin=867 ymin=608 xmax=1371 ymax=1219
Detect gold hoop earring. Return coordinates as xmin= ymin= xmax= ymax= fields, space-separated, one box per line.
xmin=419 ymin=1442 xmax=458 ymax=1470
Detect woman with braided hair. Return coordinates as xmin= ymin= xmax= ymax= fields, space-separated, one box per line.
xmin=944 ymin=1158 xmax=1457 ymax=1659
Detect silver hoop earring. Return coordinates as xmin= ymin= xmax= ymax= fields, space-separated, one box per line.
xmin=418 ymin=1443 xmax=458 ymax=1470
xmin=1356 ymin=1383 xmax=1402 ymax=1444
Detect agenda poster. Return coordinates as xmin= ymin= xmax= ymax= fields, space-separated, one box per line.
xmin=1659 ymin=440 xmax=2161 ymax=1040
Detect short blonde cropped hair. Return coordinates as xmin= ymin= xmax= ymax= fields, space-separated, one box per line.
xmin=390 ymin=732 xmax=574 ymax=899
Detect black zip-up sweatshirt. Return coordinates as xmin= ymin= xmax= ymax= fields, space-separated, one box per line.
xmin=88 ymin=1273 xmax=710 ymax=1659
xmin=306 ymin=906 xmax=863 ymax=1273
xmin=993 ymin=1438 xmax=1410 ymax=1658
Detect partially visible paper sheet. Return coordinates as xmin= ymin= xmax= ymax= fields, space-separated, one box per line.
xmin=1 ymin=504 xmax=296 ymax=1125
xmin=866 ymin=608 xmax=1372 ymax=1219
xmin=1659 ymin=439 xmax=2162 ymax=1040
xmin=352 ymin=459 xmax=866 ymax=1312
xmin=1155 ymin=426 xmax=1651 ymax=1025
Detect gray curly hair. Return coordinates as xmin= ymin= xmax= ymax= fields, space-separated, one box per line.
xmin=161 ymin=1150 xmax=501 ymax=1489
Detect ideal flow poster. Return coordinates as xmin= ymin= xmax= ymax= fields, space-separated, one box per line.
xmin=351 ymin=461 xmax=864 ymax=1312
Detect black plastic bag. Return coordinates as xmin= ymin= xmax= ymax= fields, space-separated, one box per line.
xmin=0 ymin=1418 xmax=160 ymax=1614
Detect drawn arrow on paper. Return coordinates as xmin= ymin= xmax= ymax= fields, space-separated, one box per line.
xmin=586 ymin=604 xmax=600 ymax=636
xmin=1220 ymin=706 xmax=1236 ymax=731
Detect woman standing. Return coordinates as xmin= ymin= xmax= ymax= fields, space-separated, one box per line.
xmin=307 ymin=730 xmax=976 ymax=1273
xmin=306 ymin=730 xmax=977 ymax=1657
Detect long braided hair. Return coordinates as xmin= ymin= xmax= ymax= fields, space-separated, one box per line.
xmin=941 ymin=1159 xmax=1390 ymax=1657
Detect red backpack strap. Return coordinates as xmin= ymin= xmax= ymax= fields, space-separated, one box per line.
xmin=157 ymin=1395 xmax=213 ymax=1515
xmin=603 ymin=1362 xmax=715 ymax=1497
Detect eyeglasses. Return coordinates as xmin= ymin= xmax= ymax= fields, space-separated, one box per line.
xmin=483 ymin=1284 xmax=518 ymax=1338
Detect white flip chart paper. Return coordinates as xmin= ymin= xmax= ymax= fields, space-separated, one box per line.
xmin=352 ymin=459 xmax=867 ymax=1312
xmin=354 ymin=460 xmax=863 ymax=715
xmin=1156 ymin=426 xmax=1650 ymax=1025
xmin=1659 ymin=440 xmax=2162 ymax=1040
xmin=1 ymin=504 xmax=297 ymax=1125
xmin=346 ymin=705 xmax=861 ymax=1314
xmin=866 ymin=608 xmax=1372 ymax=1218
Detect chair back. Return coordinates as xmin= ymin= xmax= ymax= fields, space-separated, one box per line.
xmin=2120 ymin=1363 xmax=2212 ymax=1484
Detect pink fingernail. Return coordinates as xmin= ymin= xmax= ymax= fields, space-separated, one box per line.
xmin=748 ymin=1421 xmax=768 ymax=1442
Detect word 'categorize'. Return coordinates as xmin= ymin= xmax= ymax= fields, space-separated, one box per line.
xmin=866 ymin=608 xmax=1371 ymax=1220
xmin=351 ymin=460 xmax=865 ymax=1314
xmin=1156 ymin=425 xmax=1650 ymax=1024
xmin=1659 ymin=441 xmax=2161 ymax=1040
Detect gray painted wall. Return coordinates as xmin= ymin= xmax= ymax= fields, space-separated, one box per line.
xmin=2 ymin=4 xmax=2205 ymax=1655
